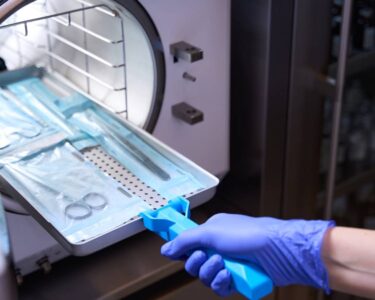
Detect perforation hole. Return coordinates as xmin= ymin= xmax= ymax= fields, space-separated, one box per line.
xmin=82 ymin=147 xmax=168 ymax=213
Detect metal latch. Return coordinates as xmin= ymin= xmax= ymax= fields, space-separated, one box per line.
xmin=170 ymin=41 xmax=203 ymax=63
xmin=172 ymin=102 xmax=204 ymax=125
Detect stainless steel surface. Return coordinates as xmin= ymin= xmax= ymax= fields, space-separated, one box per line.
xmin=324 ymin=0 xmax=353 ymax=220
xmin=1 ymin=128 xmax=217 ymax=255
xmin=0 ymin=1 xmax=129 ymax=112
xmin=44 ymin=30 xmax=124 ymax=68
xmin=1 ymin=145 xmax=167 ymax=254
xmin=77 ymin=0 xmax=116 ymax=17
xmin=51 ymin=16 xmax=122 ymax=44
xmin=170 ymin=41 xmax=203 ymax=63
xmin=83 ymin=147 xmax=169 ymax=211
xmin=25 ymin=42 xmax=124 ymax=90
xmin=0 ymin=3 xmax=112 ymax=30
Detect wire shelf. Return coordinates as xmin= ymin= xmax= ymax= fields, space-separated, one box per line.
xmin=0 ymin=0 xmax=129 ymax=117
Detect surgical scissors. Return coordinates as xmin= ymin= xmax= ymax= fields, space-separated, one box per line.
xmin=1 ymin=89 xmax=48 ymax=128
xmin=0 ymin=91 xmax=43 ymax=150
xmin=64 ymin=192 xmax=108 ymax=220
xmin=6 ymin=164 xmax=109 ymax=221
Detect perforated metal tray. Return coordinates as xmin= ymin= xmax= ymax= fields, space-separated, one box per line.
xmin=0 ymin=67 xmax=219 ymax=255
xmin=0 ymin=123 xmax=218 ymax=256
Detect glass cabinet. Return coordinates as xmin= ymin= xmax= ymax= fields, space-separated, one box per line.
xmin=230 ymin=0 xmax=375 ymax=299
xmin=319 ymin=0 xmax=375 ymax=299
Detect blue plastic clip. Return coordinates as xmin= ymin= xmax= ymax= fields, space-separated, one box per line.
xmin=140 ymin=197 xmax=274 ymax=300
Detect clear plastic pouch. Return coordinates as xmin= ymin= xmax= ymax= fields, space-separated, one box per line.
xmin=0 ymin=76 xmax=218 ymax=254
xmin=0 ymin=143 xmax=151 ymax=244
xmin=0 ymin=90 xmax=59 ymax=157
xmin=7 ymin=79 xmax=76 ymax=136
xmin=6 ymin=79 xmax=97 ymax=150
xmin=10 ymin=78 xmax=93 ymax=118
xmin=69 ymin=108 xmax=205 ymax=199
xmin=0 ymin=132 xmax=67 ymax=167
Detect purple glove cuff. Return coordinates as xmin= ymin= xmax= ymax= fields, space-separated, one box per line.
xmin=258 ymin=219 xmax=336 ymax=293
xmin=278 ymin=219 xmax=336 ymax=293
xmin=314 ymin=220 xmax=336 ymax=294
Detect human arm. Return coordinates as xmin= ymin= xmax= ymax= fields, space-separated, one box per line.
xmin=322 ymin=227 xmax=375 ymax=299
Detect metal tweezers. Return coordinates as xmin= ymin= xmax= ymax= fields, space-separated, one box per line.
xmin=89 ymin=113 xmax=171 ymax=181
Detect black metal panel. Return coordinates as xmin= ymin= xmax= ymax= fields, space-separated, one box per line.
xmin=231 ymin=0 xmax=270 ymax=180
xmin=260 ymin=0 xmax=295 ymax=217
xmin=282 ymin=0 xmax=332 ymax=219
xmin=230 ymin=0 xmax=295 ymax=217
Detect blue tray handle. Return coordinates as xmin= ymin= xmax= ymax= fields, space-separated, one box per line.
xmin=140 ymin=197 xmax=274 ymax=300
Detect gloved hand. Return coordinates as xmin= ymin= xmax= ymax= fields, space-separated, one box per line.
xmin=161 ymin=214 xmax=335 ymax=297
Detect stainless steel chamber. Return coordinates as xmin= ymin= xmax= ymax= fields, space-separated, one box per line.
xmin=0 ymin=0 xmax=164 ymax=130
xmin=0 ymin=0 xmax=231 ymax=277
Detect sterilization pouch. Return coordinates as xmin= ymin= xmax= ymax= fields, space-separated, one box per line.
xmin=0 ymin=90 xmax=60 ymax=158
xmin=0 ymin=73 xmax=218 ymax=255
xmin=0 ymin=132 xmax=67 ymax=167
xmin=7 ymin=79 xmax=77 ymax=137
xmin=9 ymin=78 xmax=93 ymax=118
xmin=6 ymin=79 xmax=97 ymax=150
xmin=0 ymin=142 xmax=151 ymax=245
xmin=69 ymin=108 xmax=205 ymax=199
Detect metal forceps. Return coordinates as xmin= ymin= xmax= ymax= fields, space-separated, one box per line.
xmin=0 ymin=90 xmax=44 ymax=150
xmin=87 ymin=113 xmax=171 ymax=181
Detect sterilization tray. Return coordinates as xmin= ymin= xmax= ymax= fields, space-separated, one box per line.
xmin=0 ymin=67 xmax=219 ymax=255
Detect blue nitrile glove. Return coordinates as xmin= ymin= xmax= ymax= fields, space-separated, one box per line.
xmin=161 ymin=214 xmax=335 ymax=297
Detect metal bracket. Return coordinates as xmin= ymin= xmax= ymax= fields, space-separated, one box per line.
xmin=170 ymin=41 xmax=203 ymax=63
xmin=172 ymin=102 xmax=204 ymax=125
